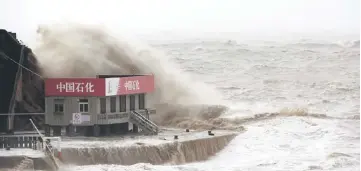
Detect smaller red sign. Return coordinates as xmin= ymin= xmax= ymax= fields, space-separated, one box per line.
xmin=45 ymin=78 xmax=105 ymax=96
xmin=118 ymin=75 xmax=154 ymax=95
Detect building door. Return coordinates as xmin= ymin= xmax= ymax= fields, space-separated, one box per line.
xmin=139 ymin=94 xmax=145 ymax=109
xmin=129 ymin=95 xmax=135 ymax=111
xmin=119 ymin=95 xmax=126 ymax=112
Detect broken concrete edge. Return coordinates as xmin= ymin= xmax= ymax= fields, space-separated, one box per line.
xmin=0 ymin=155 xmax=57 ymax=171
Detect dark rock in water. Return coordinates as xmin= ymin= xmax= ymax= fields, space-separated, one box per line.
xmin=308 ymin=165 xmax=323 ymax=170
xmin=135 ymin=142 xmax=145 ymax=145
xmin=0 ymin=29 xmax=45 ymax=133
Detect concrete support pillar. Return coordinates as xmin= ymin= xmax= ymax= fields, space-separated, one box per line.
xmin=52 ymin=126 xmax=61 ymax=136
xmin=44 ymin=125 xmax=51 ymax=136
xmin=104 ymin=125 xmax=111 ymax=136
xmin=93 ymin=125 xmax=100 ymax=137
xmin=66 ymin=124 xmax=75 ymax=137
xmin=133 ymin=124 xmax=138 ymax=133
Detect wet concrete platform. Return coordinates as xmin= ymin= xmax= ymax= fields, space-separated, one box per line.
xmin=0 ymin=149 xmax=55 ymax=170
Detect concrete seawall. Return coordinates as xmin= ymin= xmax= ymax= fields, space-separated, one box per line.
xmin=0 ymin=130 xmax=238 ymax=170
xmin=60 ymin=131 xmax=237 ymax=165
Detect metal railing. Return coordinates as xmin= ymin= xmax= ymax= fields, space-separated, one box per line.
xmin=129 ymin=111 xmax=159 ymax=135
xmin=29 ymin=119 xmax=60 ymax=170
xmin=97 ymin=112 xmax=128 ymax=120
xmin=0 ymin=135 xmax=43 ymax=149
xmin=0 ymin=119 xmax=61 ymax=170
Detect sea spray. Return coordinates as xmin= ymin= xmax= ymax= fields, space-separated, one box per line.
xmin=33 ymin=23 xmax=229 ymax=129
xmin=32 ymin=25 xmax=345 ymax=130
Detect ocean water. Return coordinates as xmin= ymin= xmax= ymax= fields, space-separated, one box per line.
xmin=33 ymin=26 xmax=360 ymax=171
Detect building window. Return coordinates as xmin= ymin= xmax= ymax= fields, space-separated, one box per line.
xmin=130 ymin=95 xmax=135 ymax=110
xmin=79 ymin=99 xmax=89 ymax=113
xmin=54 ymin=99 xmax=64 ymax=113
xmin=99 ymin=98 xmax=106 ymax=114
xmin=119 ymin=95 xmax=126 ymax=112
xmin=110 ymin=97 xmax=116 ymax=113
xmin=139 ymin=94 xmax=145 ymax=109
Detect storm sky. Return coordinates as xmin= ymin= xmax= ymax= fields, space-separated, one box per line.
xmin=1 ymin=0 xmax=359 ymax=42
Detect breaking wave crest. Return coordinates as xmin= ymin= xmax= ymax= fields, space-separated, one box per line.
xmin=160 ymin=107 xmax=360 ymax=131
xmin=288 ymin=40 xmax=360 ymax=49
xmin=33 ymin=23 xmax=227 ymax=129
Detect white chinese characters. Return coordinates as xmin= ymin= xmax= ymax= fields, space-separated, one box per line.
xmin=124 ymin=80 xmax=140 ymax=91
xmin=56 ymin=82 xmax=95 ymax=93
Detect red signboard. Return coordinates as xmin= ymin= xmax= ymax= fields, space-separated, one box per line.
xmin=119 ymin=75 xmax=155 ymax=95
xmin=45 ymin=75 xmax=154 ymax=97
xmin=105 ymin=75 xmax=155 ymax=96
xmin=45 ymin=78 xmax=105 ymax=96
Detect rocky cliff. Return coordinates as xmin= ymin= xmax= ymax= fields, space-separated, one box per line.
xmin=0 ymin=29 xmax=45 ymax=133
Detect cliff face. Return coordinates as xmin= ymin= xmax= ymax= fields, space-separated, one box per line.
xmin=0 ymin=29 xmax=45 ymax=133
xmin=14 ymin=50 xmax=45 ymax=130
